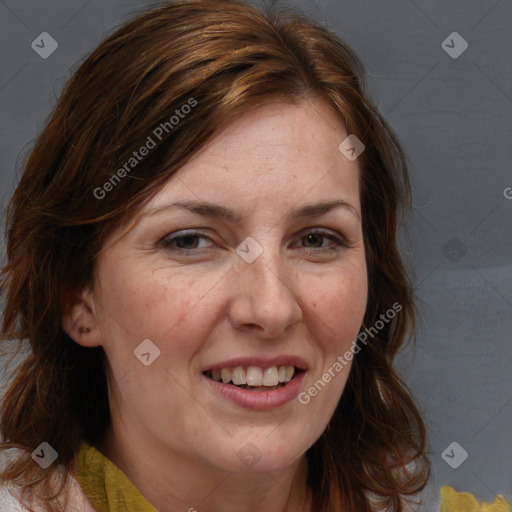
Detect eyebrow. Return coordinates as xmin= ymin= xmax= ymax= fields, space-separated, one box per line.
xmin=143 ymin=198 xmax=361 ymax=222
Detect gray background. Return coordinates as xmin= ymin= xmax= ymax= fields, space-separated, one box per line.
xmin=1 ymin=0 xmax=511 ymax=510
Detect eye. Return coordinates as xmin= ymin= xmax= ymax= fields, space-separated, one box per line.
xmin=160 ymin=230 xmax=216 ymax=252
xmin=294 ymin=229 xmax=346 ymax=253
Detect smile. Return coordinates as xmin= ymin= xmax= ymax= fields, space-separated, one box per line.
xmin=202 ymin=358 xmax=307 ymax=410
xmin=204 ymin=365 xmax=300 ymax=390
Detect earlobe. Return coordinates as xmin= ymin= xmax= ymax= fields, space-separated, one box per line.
xmin=61 ymin=287 xmax=102 ymax=347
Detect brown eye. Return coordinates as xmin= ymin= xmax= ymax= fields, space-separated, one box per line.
xmin=161 ymin=230 xmax=215 ymax=252
xmin=302 ymin=233 xmax=325 ymax=248
xmin=174 ymin=234 xmax=200 ymax=249
xmin=297 ymin=230 xmax=345 ymax=253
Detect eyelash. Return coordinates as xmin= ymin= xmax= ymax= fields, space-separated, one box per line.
xmin=160 ymin=228 xmax=347 ymax=256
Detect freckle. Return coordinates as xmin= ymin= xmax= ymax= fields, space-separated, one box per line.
xmin=312 ymin=303 xmax=317 ymax=308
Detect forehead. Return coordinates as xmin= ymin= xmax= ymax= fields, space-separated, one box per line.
xmin=144 ymin=98 xmax=361 ymax=219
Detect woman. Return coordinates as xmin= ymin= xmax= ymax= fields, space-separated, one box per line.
xmin=0 ymin=0 xmax=430 ymax=510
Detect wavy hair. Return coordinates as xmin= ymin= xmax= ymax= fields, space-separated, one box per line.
xmin=0 ymin=1 xmax=430 ymax=510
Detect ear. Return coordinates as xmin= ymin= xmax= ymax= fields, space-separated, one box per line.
xmin=61 ymin=286 xmax=102 ymax=348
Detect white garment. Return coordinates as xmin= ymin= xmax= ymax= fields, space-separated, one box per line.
xmin=0 ymin=478 xmax=96 ymax=512
xmin=0 ymin=483 xmax=23 ymax=512
xmin=0 ymin=448 xmax=96 ymax=512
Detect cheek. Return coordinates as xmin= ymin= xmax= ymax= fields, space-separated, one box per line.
xmin=95 ymin=258 xmax=219 ymax=360
xmin=297 ymin=266 xmax=367 ymax=428
xmin=306 ymin=264 xmax=368 ymax=348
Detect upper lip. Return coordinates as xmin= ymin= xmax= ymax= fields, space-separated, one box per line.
xmin=202 ymin=355 xmax=308 ymax=372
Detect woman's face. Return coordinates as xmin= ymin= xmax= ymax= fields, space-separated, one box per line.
xmin=82 ymin=98 xmax=367 ymax=473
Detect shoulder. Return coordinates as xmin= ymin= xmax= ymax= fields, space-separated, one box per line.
xmin=0 ymin=447 xmax=96 ymax=512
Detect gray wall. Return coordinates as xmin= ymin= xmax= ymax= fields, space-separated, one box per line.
xmin=1 ymin=1 xmax=511 ymax=510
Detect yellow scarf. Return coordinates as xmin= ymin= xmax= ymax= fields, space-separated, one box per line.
xmin=72 ymin=442 xmax=157 ymax=512
xmin=72 ymin=442 xmax=510 ymax=512
xmin=441 ymin=486 xmax=511 ymax=512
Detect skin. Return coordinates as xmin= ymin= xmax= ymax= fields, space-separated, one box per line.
xmin=63 ymin=97 xmax=368 ymax=512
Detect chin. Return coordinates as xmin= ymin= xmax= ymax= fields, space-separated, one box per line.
xmin=216 ymin=428 xmax=316 ymax=473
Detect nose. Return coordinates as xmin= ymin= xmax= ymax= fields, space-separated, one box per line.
xmin=226 ymin=245 xmax=303 ymax=339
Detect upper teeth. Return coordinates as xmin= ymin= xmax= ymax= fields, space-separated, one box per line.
xmin=211 ymin=365 xmax=295 ymax=386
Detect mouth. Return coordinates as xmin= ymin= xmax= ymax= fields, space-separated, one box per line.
xmin=202 ymin=362 xmax=307 ymax=410
xmin=203 ymin=365 xmax=304 ymax=391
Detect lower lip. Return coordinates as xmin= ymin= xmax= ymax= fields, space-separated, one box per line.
xmin=203 ymin=372 xmax=305 ymax=411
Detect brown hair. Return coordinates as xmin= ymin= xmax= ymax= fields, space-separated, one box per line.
xmin=0 ymin=0 xmax=430 ymax=510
